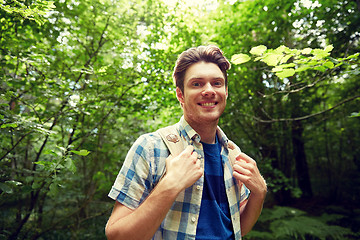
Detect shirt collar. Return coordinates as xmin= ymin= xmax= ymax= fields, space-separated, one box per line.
xmin=178 ymin=116 xmax=230 ymax=148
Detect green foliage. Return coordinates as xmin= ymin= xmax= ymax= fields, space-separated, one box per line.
xmin=0 ymin=0 xmax=185 ymax=238
xmin=245 ymin=206 xmax=358 ymax=240
xmin=0 ymin=0 xmax=56 ymax=25
xmin=260 ymin=158 xmax=302 ymax=198
xmin=209 ymin=0 xmax=359 ymax=204
xmin=0 ymin=0 xmax=359 ymax=238
xmin=231 ymin=44 xmax=359 ymax=79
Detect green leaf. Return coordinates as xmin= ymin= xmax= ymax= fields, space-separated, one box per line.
xmin=6 ymin=180 xmax=22 ymax=186
xmin=334 ymin=62 xmax=344 ymax=68
xmin=34 ymin=160 xmax=48 ymax=166
xmin=49 ymin=182 xmax=59 ymax=197
xmin=323 ymin=61 xmax=334 ymax=69
xmin=262 ymin=53 xmax=283 ymax=66
xmin=0 ymin=182 xmax=13 ymax=194
xmin=295 ymin=65 xmax=311 ymax=72
xmin=276 ymin=69 xmax=295 ymax=79
xmin=274 ymin=45 xmax=289 ymax=54
xmin=343 ymin=52 xmax=360 ymax=60
xmin=231 ymin=54 xmax=251 ymax=65
xmin=301 ymin=48 xmax=312 ymax=55
xmin=312 ymin=49 xmax=330 ymax=60
xmin=43 ymin=149 xmax=58 ymax=156
xmin=278 ymin=63 xmax=296 ymax=68
xmin=272 ymin=67 xmax=284 ymax=72
xmin=314 ymin=65 xmax=327 ymax=72
xmin=71 ymin=149 xmax=90 ymax=156
xmin=349 ymin=112 xmax=360 ymax=118
xmin=57 ymin=146 xmax=66 ymax=152
xmin=1 ymin=123 xmax=18 ymax=129
xmin=250 ymin=45 xmax=267 ymax=56
xmin=324 ymin=45 xmax=334 ymax=53
xmin=65 ymin=158 xmax=77 ymax=173
xmin=280 ymin=54 xmax=293 ymax=64
xmin=32 ymin=181 xmax=42 ymax=190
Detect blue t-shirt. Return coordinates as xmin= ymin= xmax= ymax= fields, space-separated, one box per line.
xmin=196 ymin=136 xmax=234 ymax=240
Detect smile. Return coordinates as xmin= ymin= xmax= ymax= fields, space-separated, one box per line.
xmin=199 ymin=102 xmax=217 ymax=107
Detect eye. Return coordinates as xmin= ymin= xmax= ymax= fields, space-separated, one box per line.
xmin=213 ymin=81 xmax=223 ymax=86
xmin=192 ymin=82 xmax=201 ymax=87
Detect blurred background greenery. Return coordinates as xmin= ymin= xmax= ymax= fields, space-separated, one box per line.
xmin=1 ymin=0 xmax=359 ymax=239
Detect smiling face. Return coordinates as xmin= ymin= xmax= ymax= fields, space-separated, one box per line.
xmin=176 ymin=61 xmax=228 ymax=126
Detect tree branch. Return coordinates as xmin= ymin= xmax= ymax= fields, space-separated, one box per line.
xmin=0 ymin=132 xmax=31 ymax=161
xmin=242 ymin=95 xmax=360 ymax=123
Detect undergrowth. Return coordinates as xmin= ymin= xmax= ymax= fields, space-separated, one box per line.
xmin=244 ymin=206 xmax=360 ymax=240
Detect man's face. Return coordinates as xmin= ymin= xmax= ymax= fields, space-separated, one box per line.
xmin=176 ymin=61 xmax=228 ymax=126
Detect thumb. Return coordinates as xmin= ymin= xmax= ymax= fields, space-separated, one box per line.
xmin=182 ymin=145 xmax=194 ymax=155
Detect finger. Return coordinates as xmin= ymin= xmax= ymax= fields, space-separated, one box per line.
xmin=194 ymin=156 xmax=202 ymax=168
xmin=233 ymin=163 xmax=252 ymax=176
xmin=195 ymin=159 xmax=202 ymax=168
xmin=182 ymin=145 xmax=194 ymax=155
xmin=236 ymin=152 xmax=254 ymax=163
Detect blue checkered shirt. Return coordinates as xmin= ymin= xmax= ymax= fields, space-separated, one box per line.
xmin=108 ymin=116 xmax=250 ymax=239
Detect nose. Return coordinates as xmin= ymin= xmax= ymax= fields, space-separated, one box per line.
xmin=202 ymin=83 xmax=215 ymax=97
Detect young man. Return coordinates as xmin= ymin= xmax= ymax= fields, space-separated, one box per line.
xmin=105 ymin=45 xmax=267 ymax=240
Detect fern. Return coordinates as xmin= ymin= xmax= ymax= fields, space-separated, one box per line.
xmin=244 ymin=206 xmax=357 ymax=240
xmin=270 ymin=216 xmax=352 ymax=240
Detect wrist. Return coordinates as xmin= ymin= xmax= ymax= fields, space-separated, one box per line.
xmin=250 ymin=186 xmax=267 ymax=201
xmin=159 ymin=174 xmax=184 ymax=196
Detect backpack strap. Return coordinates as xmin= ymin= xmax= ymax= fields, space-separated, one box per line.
xmin=156 ymin=124 xmax=185 ymax=157
xmin=156 ymin=124 xmax=185 ymax=179
xmin=227 ymin=140 xmax=241 ymax=166
xmin=157 ymin=125 xmax=240 ymax=166
xmin=157 ymin=125 xmax=245 ymax=193
xmin=228 ymin=140 xmax=244 ymax=188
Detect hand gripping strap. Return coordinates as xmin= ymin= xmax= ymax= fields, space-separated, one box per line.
xmin=156 ymin=124 xmax=185 ymax=179
xmin=227 ymin=140 xmax=241 ymax=166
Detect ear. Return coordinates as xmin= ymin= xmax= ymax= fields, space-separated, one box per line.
xmin=176 ymin=87 xmax=185 ymax=104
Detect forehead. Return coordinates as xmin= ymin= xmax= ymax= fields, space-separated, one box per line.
xmin=184 ymin=62 xmax=224 ymax=82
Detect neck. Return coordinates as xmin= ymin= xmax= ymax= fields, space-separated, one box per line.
xmin=185 ymin=116 xmax=218 ymax=144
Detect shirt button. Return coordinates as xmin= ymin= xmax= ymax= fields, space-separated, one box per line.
xmin=191 ymin=217 xmax=196 ymax=223
xmin=196 ymin=185 xmax=201 ymax=190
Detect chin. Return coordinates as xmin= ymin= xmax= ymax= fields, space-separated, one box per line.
xmin=199 ymin=114 xmax=222 ymax=123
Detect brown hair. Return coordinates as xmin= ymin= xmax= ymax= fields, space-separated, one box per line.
xmin=172 ymin=45 xmax=231 ymax=93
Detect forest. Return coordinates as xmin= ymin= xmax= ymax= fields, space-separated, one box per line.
xmin=0 ymin=0 xmax=359 ymax=239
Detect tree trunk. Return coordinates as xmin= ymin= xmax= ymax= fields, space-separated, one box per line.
xmin=292 ymin=120 xmax=313 ymax=198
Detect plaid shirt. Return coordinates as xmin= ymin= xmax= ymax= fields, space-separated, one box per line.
xmin=108 ymin=117 xmax=250 ymax=239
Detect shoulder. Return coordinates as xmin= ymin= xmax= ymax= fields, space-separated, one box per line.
xmin=133 ymin=131 xmax=163 ymax=146
xmin=228 ymin=140 xmax=241 ymax=152
xmin=128 ymin=131 xmax=169 ymax=158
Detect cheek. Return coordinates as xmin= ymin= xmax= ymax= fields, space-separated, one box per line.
xmin=218 ymin=90 xmax=227 ymax=100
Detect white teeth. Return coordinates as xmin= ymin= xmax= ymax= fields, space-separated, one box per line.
xmin=201 ymin=102 xmax=215 ymax=106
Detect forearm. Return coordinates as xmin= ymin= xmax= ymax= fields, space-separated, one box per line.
xmin=106 ymin=176 xmax=181 ymax=240
xmin=232 ymin=152 xmax=267 ymax=236
xmin=240 ymin=191 xmax=266 ymax=236
xmin=106 ymin=146 xmax=202 ymax=240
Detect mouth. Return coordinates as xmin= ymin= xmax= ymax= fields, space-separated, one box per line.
xmin=198 ymin=102 xmax=217 ymax=107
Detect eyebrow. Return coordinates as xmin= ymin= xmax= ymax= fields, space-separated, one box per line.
xmin=188 ymin=76 xmax=225 ymax=81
